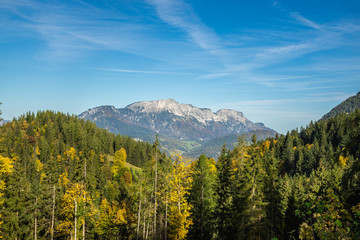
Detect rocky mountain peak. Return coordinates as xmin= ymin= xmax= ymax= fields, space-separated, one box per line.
xmin=79 ymin=99 xmax=276 ymax=142
xmin=79 ymin=105 xmax=118 ymax=119
xmin=127 ymin=98 xmax=180 ymax=112
xmin=125 ymin=99 xmax=249 ymax=124
xmin=215 ymin=109 xmax=245 ymax=123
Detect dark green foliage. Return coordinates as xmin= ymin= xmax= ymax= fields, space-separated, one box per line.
xmin=188 ymin=154 xmax=217 ymax=240
xmin=322 ymin=91 xmax=360 ymax=120
xmin=1 ymin=106 xmax=360 ymax=239
xmin=184 ymin=129 xmax=277 ymax=159
xmin=205 ymin=109 xmax=360 ymax=239
xmin=216 ymin=146 xmax=235 ymax=240
xmin=0 ymin=111 xmax=154 ymax=239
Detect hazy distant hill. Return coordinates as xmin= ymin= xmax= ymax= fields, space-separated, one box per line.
xmin=0 ymin=119 xmax=9 ymax=126
xmin=184 ymin=129 xmax=277 ymax=159
xmin=79 ymin=99 xmax=277 ymax=158
xmin=322 ymin=92 xmax=360 ymax=120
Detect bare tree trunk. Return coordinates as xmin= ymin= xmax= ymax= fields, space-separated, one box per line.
xmin=146 ymin=222 xmax=150 ymax=240
xmin=51 ymin=185 xmax=55 ymax=240
xmin=83 ymin=193 xmax=86 ymax=240
xmin=165 ymin=191 xmax=168 ymax=240
xmin=35 ymin=214 xmax=37 ymax=239
xmin=201 ymin=184 xmax=204 ymax=240
xmin=136 ymin=185 xmax=142 ymax=240
xmin=34 ymin=215 xmax=37 ymax=240
xmin=143 ymin=211 xmax=146 ymax=238
xmin=153 ymin=150 xmax=158 ymax=239
xmin=15 ymin=211 xmax=18 ymax=240
xmin=34 ymin=197 xmax=38 ymax=240
xmin=178 ymin=181 xmax=181 ymax=211
xmin=83 ymin=159 xmax=86 ymax=240
xmin=74 ymin=199 xmax=77 ymax=240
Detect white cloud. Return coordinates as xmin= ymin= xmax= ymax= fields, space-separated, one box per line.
xmin=256 ymin=43 xmax=311 ymax=57
xmin=100 ymin=69 xmax=172 ymax=74
xmin=196 ymin=72 xmax=233 ymax=80
xmin=147 ymin=0 xmax=230 ymax=66
xmin=290 ymin=12 xmax=321 ymax=30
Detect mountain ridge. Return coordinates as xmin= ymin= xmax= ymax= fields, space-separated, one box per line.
xmin=79 ymin=98 xmax=275 ymax=141
xmin=79 ymin=99 xmax=277 ymax=157
xmin=321 ymin=92 xmax=360 ymax=120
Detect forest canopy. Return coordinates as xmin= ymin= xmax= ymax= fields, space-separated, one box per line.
xmin=0 ymin=110 xmax=360 ymax=239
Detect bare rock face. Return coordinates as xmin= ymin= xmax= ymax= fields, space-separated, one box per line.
xmin=79 ymin=98 xmax=275 ymax=142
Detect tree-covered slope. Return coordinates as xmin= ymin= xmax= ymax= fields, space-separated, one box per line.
xmin=0 ymin=111 xmax=161 ymax=239
xmin=184 ymin=129 xmax=277 ymax=159
xmin=1 ymin=109 xmax=360 ymax=239
xmin=322 ymin=91 xmax=360 ymax=120
xmin=210 ymin=109 xmax=360 ymax=239
xmin=0 ymin=111 xmax=157 ymax=169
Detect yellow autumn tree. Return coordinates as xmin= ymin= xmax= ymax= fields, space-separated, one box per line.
xmin=168 ymin=155 xmax=193 ymax=240
xmin=112 ymin=148 xmax=126 ymax=174
xmin=95 ymin=198 xmax=127 ymax=237
xmin=57 ymin=183 xmax=91 ymax=240
xmin=112 ymin=148 xmax=132 ymax=185
xmin=339 ymin=155 xmax=348 ymax=166
xmin=65 ymin=147 xmax=77 ymax=161
xmin=0 ymin=155 xmax=14 ymax=238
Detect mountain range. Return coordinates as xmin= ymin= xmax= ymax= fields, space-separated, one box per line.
xmin=79 ymin=99 xmax=277 ymax=158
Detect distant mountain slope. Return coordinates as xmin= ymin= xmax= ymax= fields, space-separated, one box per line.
xmin=78 ymin=106 xmax=155 ymax=143
xmin=79 ymin=99 xmax=277 ymax=158
xmin=184 ymin=129 xmax=277 ymax=159
xmin=322 ymin=92 xmax=360 ymax=120
xmin=0 ymin=119 xmax=10 ymax=126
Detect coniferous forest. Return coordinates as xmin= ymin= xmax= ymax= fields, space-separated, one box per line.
xmin=1 ymin=109 xmax=360 ymax=239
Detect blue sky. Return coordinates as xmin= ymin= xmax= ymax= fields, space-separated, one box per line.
xmin=1 ymin=0 xmax=360 ymax=133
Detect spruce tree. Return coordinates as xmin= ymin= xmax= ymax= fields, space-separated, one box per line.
xmin=188 ymin=154 xmax=217 ymax=240
xmin=216 ymin=146 xmax=234 ymax=240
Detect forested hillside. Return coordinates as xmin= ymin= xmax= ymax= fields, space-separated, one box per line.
xmin=0 ymin=111 xmax=158 ymax=239
xmin=1 ymin=110 xmax=360 ymax=239
xmin=322 ymin=91 xmax=360 ymax=120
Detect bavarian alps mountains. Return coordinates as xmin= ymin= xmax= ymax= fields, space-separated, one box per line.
xmin=79 ymin=99 xmax=277 ymax=157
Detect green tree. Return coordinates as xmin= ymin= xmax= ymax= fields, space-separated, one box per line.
xmin=188 ymin=154 xmax=217 ymax=240
xmin=216 ymin=146 xmax=234 ymax=240
xmin=234 ymin=141 xmax=267 ymax=239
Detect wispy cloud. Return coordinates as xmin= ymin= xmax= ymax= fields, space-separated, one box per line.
xmin=258 ymin=95 xmax=346 ymax=106
xmin=212 ymin=92 xmax=351 ymax=112
xmin=196 ymin=72 xmax=233 ymax=80
xmin=100 ymin=68 xmax=173 ymax=74
xmin=214 ymin=3 xmax=360 ymax=87
xmin=147 ymin=0 xmax=230 ymax=66
xmin=2 ymin=0 xmax=360 ymax=93
xmin=255 ymin=43 xmax=313 ymax=60
xmin=0 ymin=0 xmax=180 ymax=61
xmin=272 ymin=1 xmax=321 ymax=30
xmin=290 ymin=12 xmax=321 ymax=30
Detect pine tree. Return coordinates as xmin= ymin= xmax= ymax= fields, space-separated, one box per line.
xmin=2 ymin=160 xmax=32 ymax=239
xmin=188 ymin=154 xmax=217 ymax=240
xmin=216 ymin=146 xmax=234 ymax=240
xmin=262 ymin=142 xmax=281 ymax=239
